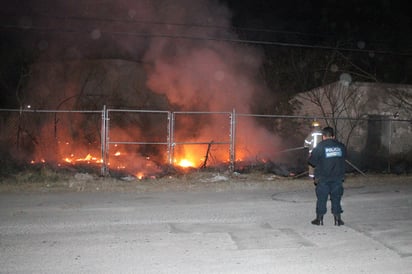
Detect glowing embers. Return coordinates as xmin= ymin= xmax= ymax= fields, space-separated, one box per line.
xmin=63 ymin=153 xmax=101 ymax=164
xmin=30 ymin=159 xmax=46 ymax=164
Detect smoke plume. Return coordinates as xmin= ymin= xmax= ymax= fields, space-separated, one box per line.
xmin=10 ymin=0 xmax=283 ymax=171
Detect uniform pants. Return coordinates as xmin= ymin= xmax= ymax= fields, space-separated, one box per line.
xmin=315 ymin=179 xmax=344 ymax=215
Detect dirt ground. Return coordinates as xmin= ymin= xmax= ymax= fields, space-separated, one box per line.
xmin=1 ymin=169 xmax=411 ymax=193
xmin=2 ymin=170 xmax=412 ymax=273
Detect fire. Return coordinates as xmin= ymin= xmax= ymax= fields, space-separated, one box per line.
xmin=177 ymin=159 xmax=195 ymax=168
xmin=80 ymin=154 xmax=93 ymax=161
xmin=30 ymin=159 xmax=46 ymax=164
xmin=136 ymin=172 xmax=144 ymax=179
xmin=62 ymin=153 xmax=100 ymax=164
xmin=29 ymin=136 xmax=237 ymax=176
xmin=173 ymin=144 xmax=208 ymax=169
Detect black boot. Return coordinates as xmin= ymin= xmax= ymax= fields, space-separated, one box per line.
xmin=311 ymin=214 xmax=323 ymax=226
xmin=334 ymin=214 xmax=344 ymax=226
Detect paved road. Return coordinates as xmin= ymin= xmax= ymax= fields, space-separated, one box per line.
xmin=1 ymin=181 xmax=412 ymax=273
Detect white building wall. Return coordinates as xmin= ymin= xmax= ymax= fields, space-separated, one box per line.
xmin=293 ymin=82 xmax=412 ymax=158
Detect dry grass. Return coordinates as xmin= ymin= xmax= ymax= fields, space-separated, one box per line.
xmin=1 ymin=167 xmax=411 ymax=194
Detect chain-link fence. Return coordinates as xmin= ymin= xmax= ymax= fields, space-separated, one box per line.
xmin=0 ymin=109 xmax=102 ymax=164
xmin=1 ymin=107 xmax=411 ymax=177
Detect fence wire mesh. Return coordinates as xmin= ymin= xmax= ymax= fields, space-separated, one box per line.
xmin=1 ymin=108 xmax=411 ymax=177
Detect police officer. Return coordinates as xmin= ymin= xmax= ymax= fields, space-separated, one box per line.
xmin=304 ymin=121 xmax=323 ymax=178
xmin=308 ymin=126 xmax=347 ymax=226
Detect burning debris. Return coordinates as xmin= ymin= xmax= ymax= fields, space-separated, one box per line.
xmin=1 ymin=0 xmax=294 ymax=178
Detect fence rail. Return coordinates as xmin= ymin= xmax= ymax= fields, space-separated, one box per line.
xmin=1 ymin=107 xmax=411 ymax=176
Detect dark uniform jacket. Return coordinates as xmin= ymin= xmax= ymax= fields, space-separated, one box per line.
xmin=308 ymin=138 xmax=347 ymax=181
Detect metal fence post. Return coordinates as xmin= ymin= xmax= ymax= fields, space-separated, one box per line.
xmin=167 ymin=111 xmax=172 ymax=165
xmin=230 ymin=109 xmax=236 ymax=172
xmin=100 ymin=105 xmax=109 ymax=176
xmin=169 ymin=112 xmax=175 ymax=165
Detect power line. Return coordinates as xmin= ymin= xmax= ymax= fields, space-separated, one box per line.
xmin=2 ymin=11 xmax=411 ymax=52
xmin=1 ymin=23 xmax=411 ymax=57
xmin=0 ymin=12 xmax=336 ymax=39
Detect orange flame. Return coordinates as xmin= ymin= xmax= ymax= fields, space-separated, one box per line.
xmin=176 ymin=159 xmax=195 ymax=168
xmin=136 ymin=172 xmax=144 ymax=179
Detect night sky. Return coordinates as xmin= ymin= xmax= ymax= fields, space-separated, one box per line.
xmin=226 ymin=0 xmax=411 ymax=48
xmin=1 ymin=0 xmax=411 ymax=108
